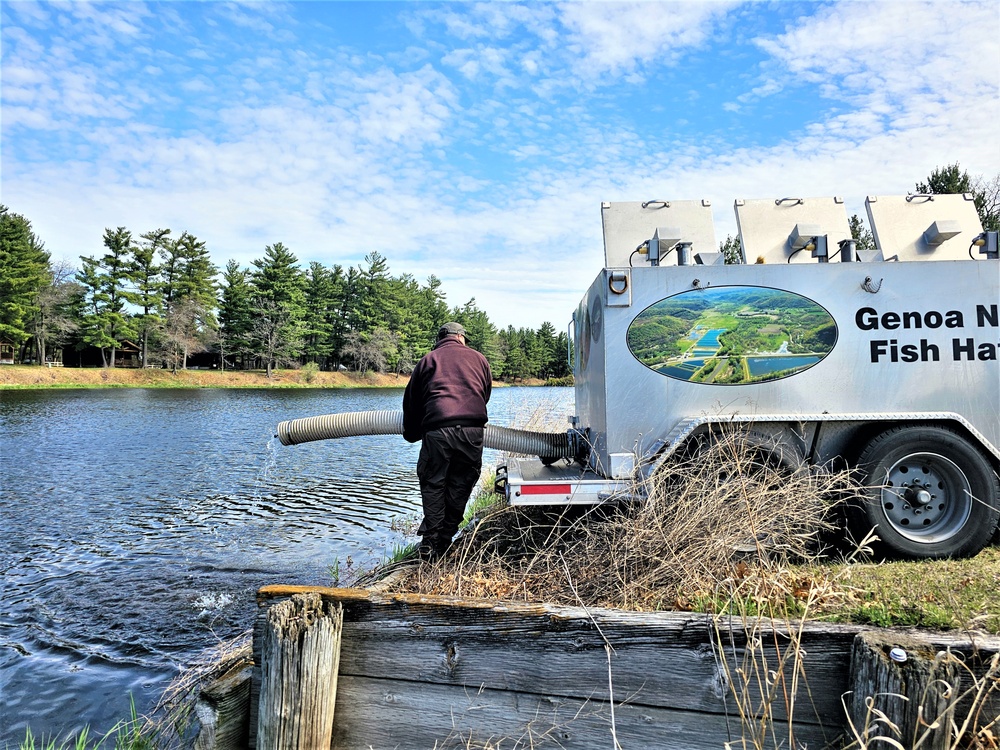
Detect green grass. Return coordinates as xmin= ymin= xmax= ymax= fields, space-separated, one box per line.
xmin=384 ymin=542 xmax=416 ymax=565
xmin=799 ymin=546 xmax=1000 ymax=632
xmin=15 ymin=696 xmax=155 ymax=750
xmin=687 ymin=548 xmax=1000 ymax=632
xmin=463 ymin=489 xmax=503 ymax=526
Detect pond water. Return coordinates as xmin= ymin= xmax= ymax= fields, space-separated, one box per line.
xmin=693 ymin=328 xmax=726 ymax=351
xmin=0 ymin=386 xmax=573 ymax=743
xmin=656 ymin=359 xmax=706 ymax=379
xmin=745 ymin=355 xmax=821 ymax=377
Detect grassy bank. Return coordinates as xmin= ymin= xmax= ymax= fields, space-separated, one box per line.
xmin=388 ymin=433 xmax=1000 ymax=634
xmin=0 ymin=365 xmax=411 ymax=389
xmin=0 ymin=365 xmax=561 ymax=390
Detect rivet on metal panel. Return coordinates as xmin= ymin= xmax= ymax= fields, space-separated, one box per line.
xmin=701 ymin=199 xmax=712 ymax=207
xmin=867 ymin=195 xmax=878 ymax=203
xmin=834 ymin=196 xmax=844 ymax=204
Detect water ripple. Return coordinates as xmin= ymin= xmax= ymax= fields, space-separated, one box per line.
xmin=0 ymin=386 xmax=573 ymax=740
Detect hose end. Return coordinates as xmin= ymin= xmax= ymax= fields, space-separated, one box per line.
xmin=276 ymin=420 xmax=295 ymax=446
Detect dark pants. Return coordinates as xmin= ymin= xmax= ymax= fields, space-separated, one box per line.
xmin=417 ymin=425 xmax=484 ymax=554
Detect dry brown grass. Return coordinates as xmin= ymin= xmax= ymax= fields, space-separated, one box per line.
xmin=386 ymin=429 xmax=857 ymax=612
xmin=0 ymin=364 xmax=410 ymax=389
xmin=143 ymin=631 xmax=253 ymax=745
xmin=383 ymin=430 xmax=999 ymax=748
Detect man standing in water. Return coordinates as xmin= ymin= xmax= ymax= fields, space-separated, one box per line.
xmin=403 ymin=322 xmax=492 ymax=561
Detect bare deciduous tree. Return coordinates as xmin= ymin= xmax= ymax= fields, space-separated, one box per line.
xmin=250 ymin=298 xmax=302 ymax=377
xmin=32 ymin=260 xmax=81 ymax=364
xmin=160 ymin=298 xmax=210 ymax=373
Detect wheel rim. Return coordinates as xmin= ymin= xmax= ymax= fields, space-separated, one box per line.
xmin=878 ymin=451 xmax=973 ymax=544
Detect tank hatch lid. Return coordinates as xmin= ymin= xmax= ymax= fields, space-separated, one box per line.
xmin=734 ymin=196 xmax=851 ymax=264
xmin=601 ymin=200 xmax=716 ymax=268
xmin=865 ymin=193 xmax=983 ymax=262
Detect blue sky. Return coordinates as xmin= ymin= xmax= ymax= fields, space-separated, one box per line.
xmin=2 ymin=1 xmax=998 ymax=329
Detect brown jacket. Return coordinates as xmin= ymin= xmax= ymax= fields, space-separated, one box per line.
xmin=402 ymin=338 xmax=492 ymax=442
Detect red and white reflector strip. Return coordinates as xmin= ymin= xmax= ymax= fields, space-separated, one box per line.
xmin=517 ymin=484 xmax=572 ymax=497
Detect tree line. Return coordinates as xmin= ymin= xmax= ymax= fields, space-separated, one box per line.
xmin=0 ymin=218 xmax=571 ymax=381
xmin=2 ymin=163 xmax=995 ymax=377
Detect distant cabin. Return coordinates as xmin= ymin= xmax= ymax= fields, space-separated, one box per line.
xmin=63 ymin=340 xmax=142 ymax=368
xmin=0 ymin=340 xmax=14 ymax=365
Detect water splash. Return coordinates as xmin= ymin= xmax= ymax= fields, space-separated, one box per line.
xmin=192 ymin=592 xmax=235 ymax=621
xmin=253 ymin=436 xmax=278 ymax=498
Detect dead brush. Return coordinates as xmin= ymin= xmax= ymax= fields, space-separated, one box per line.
xmin=391 ymin=428 xmax=859 ymax=612
xmin=140 ymin=630 xmax=253 ymax=747
xmin=386 ymin=428 xmax=873 ymax=749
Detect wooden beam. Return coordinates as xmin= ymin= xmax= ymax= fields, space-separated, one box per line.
xmin=193 ymin=664 xmax=252 ymax=750
xmin=255 ymin=588 xmax=858 ymax=729
xmin=331 ymin=674 xmax=837 ymax=750
xmin=252 ymin=587 xmax=999 ymax=749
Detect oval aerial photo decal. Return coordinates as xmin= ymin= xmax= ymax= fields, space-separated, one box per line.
xmin=627 ymin=286 xmax=837 ymax=385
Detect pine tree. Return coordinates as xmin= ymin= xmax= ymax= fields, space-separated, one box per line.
xmin=535 ymin=321 xmax=564 ymax=379
xmin=917 ymin=163 xmax=1000 ymax=231
xmin=173 ymin=232 xmax=218 ymax=313
xmin=302 ymin=262 xmax=340 ymax=368
xmin=250 ymin=242 xmax=306 ymax=376
xmin=848 ymin=214 xmax=876 ymax=258
xmin=504 ymin=337 xmax=529 ymax=383
xmin=77 ymin=227 xmax=137 ymax=367
xmin=329 ymin=266 xmax=361 ymax=369
xmin=0 ymin=206 xmax=51 ymax=360
xmin=719 ymin=234 xmax=743 ymax=264
xmin=127 ymin=229 xmax=168 ymax=367
xmin=915 ymin=163 xmax=973 ymax=195
xmin=218 ymin=260 xmax=255 ymax=370
xmin=453 ymin=298 xmax=502 ymax=374
xmin=354 ymin=251 xmax=391 ymax=332
xmin=155 ymin=231 xmax=217 ymax=369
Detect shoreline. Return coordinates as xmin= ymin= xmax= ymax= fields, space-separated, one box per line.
xmin=0 ymin=365 xmax=546 ymax=390
xmin=0 ymin=365 xmax=411 ymax=390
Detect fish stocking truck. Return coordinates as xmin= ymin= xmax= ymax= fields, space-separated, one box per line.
xmin=277 ymin=193 xmax=1000 ymax=560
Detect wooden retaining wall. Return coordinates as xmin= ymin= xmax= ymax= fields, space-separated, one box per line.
xmin=250 ymin=585 xmax=999 ymax=750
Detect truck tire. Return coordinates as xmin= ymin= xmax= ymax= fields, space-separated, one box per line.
xmin=852 ymin=425 xmax=1000 ymax=559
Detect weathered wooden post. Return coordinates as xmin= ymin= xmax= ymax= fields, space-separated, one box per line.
xmin=848 ymin=631 xmax=960 ymax=750
xmin=256 ymin=592 xmax=343 ymax=750
xmin=193 ymin=663 xmax=253 ymax=750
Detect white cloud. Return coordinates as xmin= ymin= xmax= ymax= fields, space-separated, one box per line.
xmin=558 ymin=1 xmax=738 ymax=78
xmin=3 ymin=1 xmax=999 ymax=331
xmin=65 ymin=2 xmax=148 ymax=41
xmin=754 ymin=1 xmax=999 ymax=109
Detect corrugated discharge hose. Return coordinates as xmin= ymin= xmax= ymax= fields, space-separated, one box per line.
xmin=275 ymin=410 xmax=571 ymax=458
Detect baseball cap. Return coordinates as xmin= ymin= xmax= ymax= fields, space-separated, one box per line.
xmin=439 ymin=322 xmax=466 ymax=337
